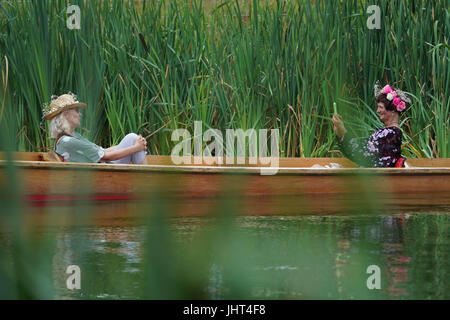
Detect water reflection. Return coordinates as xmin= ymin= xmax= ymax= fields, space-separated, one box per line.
xmin=33 ymin=207 xmax=449 ymax=299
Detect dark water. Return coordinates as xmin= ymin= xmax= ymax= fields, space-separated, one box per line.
xmin=6 ymin=202 xmax=444 ymax=300
xmin=0 ymin=197 xmax=449 ymax=300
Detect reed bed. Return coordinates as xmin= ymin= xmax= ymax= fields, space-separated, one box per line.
xmin=0 ymin=0 xmax=448 ymax=157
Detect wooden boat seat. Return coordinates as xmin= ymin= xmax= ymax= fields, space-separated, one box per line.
xmin=40 ymin=151 xmax=64 ymax=162
xmin=0 ymin=151 xmax=62 ymax=162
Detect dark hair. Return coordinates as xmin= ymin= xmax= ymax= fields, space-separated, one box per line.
xmin=376 ymin=93 xmax=410 ymax=114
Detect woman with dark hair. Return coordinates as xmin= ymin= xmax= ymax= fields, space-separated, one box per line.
xmin=331 ymin=83 xmax=411 ymax=167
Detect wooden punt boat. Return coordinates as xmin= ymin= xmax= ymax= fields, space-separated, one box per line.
xmin=1 ymin=152 xmax=450 ymax=215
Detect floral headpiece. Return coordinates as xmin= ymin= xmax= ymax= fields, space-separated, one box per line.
xmin=42 ymin=92 xmax=86 ymax=120
xmin=374 ymin=81 xmax=411 ymax=113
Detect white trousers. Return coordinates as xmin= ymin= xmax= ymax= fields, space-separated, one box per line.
xmin=111 ymin=133 xmax=147 ymax=164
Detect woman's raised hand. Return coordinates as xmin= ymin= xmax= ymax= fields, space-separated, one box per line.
xmin=134 ymin=134 xmax=147 ymax=151
xmin=332 ymin=114 xmax=347 ymax=138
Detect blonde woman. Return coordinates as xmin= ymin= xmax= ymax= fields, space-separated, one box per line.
xmin=43 ymin=93 xmax=147 ymax=164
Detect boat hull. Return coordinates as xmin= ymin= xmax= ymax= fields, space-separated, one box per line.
xmin=1 ymin=155 xmax=450 ymax=215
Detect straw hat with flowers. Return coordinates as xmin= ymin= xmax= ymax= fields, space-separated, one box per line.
xmin=42 ymin=92 xmax=86 ymax=120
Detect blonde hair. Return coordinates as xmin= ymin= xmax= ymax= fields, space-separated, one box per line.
xmin=49 ymin=111 xmax=71 ymax=139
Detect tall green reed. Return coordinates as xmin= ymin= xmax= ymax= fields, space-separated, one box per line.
xmin=0 ymin=0 xmax=448 ymax=157
xmin=0 ymin=112 xmax=55 ymax=299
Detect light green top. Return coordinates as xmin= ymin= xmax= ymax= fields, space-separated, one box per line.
xmin=55 ymin=132 xmax=105 ymax=163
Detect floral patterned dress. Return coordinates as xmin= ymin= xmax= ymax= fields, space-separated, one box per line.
xmin=339 ymin=127 xmax=405 ymax=167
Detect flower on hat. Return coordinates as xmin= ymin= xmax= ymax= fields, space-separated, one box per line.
xmin=393 ymin=97 xmax=401 ymax=106
xmin=397 ymin=101 xmax=406 ymax=112
xmin=382 ymin=85 xmax=393 ymax=94
xmin=387 ymin=90 xmax=398 ymax=101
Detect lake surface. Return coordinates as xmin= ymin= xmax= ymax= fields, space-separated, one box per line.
xmin=2 ymin=200 xmax=447 ymax=300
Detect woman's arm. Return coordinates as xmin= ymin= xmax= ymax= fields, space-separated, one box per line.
xmin=101 ymin=145 xmax=140 ymax=161
xmin=100 ymin=136 xmax=146 ymax=162
xmin=105 ymin=146 xmax=116 ymax=152
xmin=339 ymin=134 xmax=377 ymax=167
xmin=339 ymin=128 xmax=401 ymax=167
xmin=333 ymin=114 xmax=381 ymax=167
xmin=332 ymin=114 xmax=347 ymax=138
